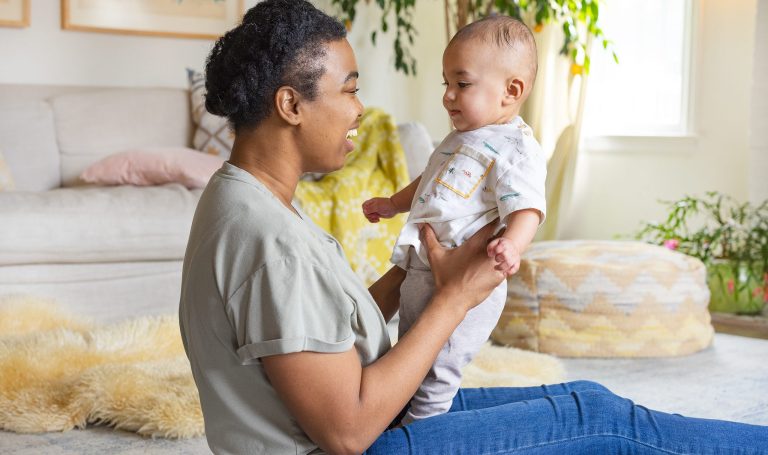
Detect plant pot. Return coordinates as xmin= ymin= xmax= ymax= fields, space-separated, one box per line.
xmin=707 ymin=260 xmax=767 ymax=315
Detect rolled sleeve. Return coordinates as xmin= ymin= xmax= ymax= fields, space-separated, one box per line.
xmin=225 ymin=256 xmax=356 ymax=364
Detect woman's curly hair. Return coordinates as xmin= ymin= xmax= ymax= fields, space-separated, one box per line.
xmin=204 ymin=0 xmax=346 ymax=131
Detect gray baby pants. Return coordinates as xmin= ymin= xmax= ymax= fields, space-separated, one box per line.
xmin=398 ymin=249 xmax=507 ymax=425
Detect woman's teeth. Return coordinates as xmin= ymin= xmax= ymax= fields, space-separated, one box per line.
xmin=346 ymin=129 xmax=358 ymax=139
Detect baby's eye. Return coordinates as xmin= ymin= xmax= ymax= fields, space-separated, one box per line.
xmin=441 ymin=81 xmax=448 ymax=87
xmin=349 ymin=88 xmax=360 ymax=94
xmin=457 ymin=82 xmax=471 ymax=88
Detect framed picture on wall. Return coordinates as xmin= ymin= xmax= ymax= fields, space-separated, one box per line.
xmin=61 ymin=0 xmax=244 ymax=40
xmin=0 ymin=0 xmax=30 ymax=28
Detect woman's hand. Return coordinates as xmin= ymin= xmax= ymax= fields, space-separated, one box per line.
xmin=420 ymin=221 xmax=507 ymax=313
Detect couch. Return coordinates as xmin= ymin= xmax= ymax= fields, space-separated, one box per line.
xmin=0 ymin=84 xmax=433 ymax=322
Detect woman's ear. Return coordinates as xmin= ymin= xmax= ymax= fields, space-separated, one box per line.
xmin=503 ymin=77 xmax=525 ymax=105
xmin=275 ymin=86 xmax=302 ymax=125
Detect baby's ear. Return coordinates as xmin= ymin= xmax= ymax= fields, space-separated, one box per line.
xmin=504 ymin=77 xmax=525 ymax=105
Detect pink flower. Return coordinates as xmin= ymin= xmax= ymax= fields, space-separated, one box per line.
xmin=753 ymin=286 xmax=763 ymax=298
xmin=663 ymin=239 xmax=680 ymax=250
xmin=727 ymin=280 xmax=735 ymax=294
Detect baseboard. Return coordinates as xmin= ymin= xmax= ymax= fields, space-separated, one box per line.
xmin=711 ymin=312 xmax=768 ymax=340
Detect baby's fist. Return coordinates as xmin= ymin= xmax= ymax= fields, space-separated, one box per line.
xmin=486 ymin=237 xmax=521 ymax=277
xmin=362 ymin=197 xmax=398 ymax=223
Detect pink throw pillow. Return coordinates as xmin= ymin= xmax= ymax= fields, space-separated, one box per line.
xmin=80 ymin=147 xmax=225 ymax=189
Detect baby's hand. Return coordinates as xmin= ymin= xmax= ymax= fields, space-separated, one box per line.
xmin=486 ymin=237 xmax=521 ymax=277
xmin=362 ymin=197 xmax=398 ymax=223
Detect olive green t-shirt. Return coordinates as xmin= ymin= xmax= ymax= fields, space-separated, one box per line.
xmin=179 ymin=162 xmax=391 ymax=455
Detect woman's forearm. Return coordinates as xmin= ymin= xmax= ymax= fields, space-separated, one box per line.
xmin=368 ymin=265 xmax=406 ymax=322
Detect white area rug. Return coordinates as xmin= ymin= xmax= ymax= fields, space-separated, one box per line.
xmin=0 ymin=295 xmax=565 ymax=439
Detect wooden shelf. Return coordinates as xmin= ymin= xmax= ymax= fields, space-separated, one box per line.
xmin=711 ymin=312 xmax=768 ymax=340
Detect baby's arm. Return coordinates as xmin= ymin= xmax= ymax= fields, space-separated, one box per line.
xmin=486 ymin=209 xmax=541 ymax=277
xmin=362 ymin=176 xmax=422 ymax=223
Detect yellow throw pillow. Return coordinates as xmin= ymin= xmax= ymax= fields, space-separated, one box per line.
xmin=0 ymin=150 xmax=15 ymax=191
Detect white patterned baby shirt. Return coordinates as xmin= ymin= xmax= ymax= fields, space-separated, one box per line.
xmin=391 ymin=116 xmax=547 ymax=269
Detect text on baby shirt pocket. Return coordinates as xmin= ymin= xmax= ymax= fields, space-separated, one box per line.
xmin=435 ymin=144 xmax=495 ymax=199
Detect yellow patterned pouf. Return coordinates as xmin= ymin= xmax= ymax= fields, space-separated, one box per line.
xmin=491 ymin=240 xmax=714 ymax=357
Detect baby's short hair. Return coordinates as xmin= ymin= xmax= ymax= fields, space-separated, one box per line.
xmin=451 ymin=15 xmax=538 ymax=89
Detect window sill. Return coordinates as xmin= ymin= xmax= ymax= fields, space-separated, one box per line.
xmin=583 ymin=135 xmax=698 ymax=155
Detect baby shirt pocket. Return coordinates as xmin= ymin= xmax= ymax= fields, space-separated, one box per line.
xmin=435 ymin=145 xmax=495 ymax=199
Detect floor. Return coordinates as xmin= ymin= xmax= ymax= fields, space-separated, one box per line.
xmin=2 ymin=333 xmax=767 ymax=454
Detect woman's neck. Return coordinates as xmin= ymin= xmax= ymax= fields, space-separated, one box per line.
xmin=228 ymin=125 xmax=302 ymax=214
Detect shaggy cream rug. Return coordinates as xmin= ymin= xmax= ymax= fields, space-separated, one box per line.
xmin=0 ymin=295 xmax=565 ymax=439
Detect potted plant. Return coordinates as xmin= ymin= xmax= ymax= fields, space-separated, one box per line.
xmin=635 ymin=192 xmax=768 ymax=315
xmin=329 ymin=0 xmax=615 ymax=75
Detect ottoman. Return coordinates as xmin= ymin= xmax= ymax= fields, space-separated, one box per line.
xmin=491 ymin=240 xmax=714 ymax=357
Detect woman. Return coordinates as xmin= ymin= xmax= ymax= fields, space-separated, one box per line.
xmin=179 ymin=1 xmax=768 ymax=454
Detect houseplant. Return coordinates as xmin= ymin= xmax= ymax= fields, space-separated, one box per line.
xmin=635 ymin=192 xmax=768 ymax=315
xmin=329 ymin=0 xmax=616 ymax=75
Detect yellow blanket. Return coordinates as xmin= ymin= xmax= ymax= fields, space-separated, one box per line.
xmin=295 ymin=108 xmax=411 ymax=285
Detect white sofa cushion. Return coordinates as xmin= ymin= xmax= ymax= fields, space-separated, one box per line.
xmin=51 ymin=89 xmax=193 ymax=186
xmin=0 ymin=184 xmax=201 ymax=265
xmin=0 ymin=101 xmax=61 ymax=191
xmin=396 ymin=122 xmax=433 ymax=181
xmin=0 ymin=149 xmax=14 ymax=190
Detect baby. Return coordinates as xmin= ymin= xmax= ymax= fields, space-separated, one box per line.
xmin=363 ymin=16 xmax=546 ymax=425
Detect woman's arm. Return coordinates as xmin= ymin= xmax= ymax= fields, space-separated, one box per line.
xmin=262 ymin=222 xmax=505 ymax=455
xmin=367 ymin=265 xmax=406 ymax=322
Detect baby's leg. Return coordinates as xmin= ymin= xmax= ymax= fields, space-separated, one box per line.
xmin=397 ymin=267 xmax=434 ymax=342
xmin=402 ymin=281 xmax=507 ymax=425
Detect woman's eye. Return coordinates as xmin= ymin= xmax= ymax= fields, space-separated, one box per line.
xmin=349 ymin=88 xmax=360 ymax=94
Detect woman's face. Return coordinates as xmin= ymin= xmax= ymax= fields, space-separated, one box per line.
xmin=298 ymin=39 xmax=364 ymax=174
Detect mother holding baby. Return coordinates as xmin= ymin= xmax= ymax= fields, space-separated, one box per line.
xmin=178 ymin=1 xmax=768 ymax=453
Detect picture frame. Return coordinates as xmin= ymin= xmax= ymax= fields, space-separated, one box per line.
xmin=0 ymin=0 xmax=30 ymax=28
xmin=61 ymin=0 xmax=244 ymax=40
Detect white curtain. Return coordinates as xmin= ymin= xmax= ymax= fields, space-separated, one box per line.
xmin=521 ymin=25 xmax=591 ymax=241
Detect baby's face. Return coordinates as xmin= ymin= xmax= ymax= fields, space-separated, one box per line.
xmin=442 ymin=38 xmax=523 ymax=132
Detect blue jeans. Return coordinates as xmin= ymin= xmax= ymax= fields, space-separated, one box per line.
xmin=364 ymin=381 xmax=768 ymax=454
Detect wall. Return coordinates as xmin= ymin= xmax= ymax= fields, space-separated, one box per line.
xmin=0 ymin=1 xmax=215 ymax=88
xmin=316 ymin=1 xmax=450 ymax=139
xmin=561 ymin=0 xmax=759 ymax=239
xmin=750 ymin=0 xmax=768 ymax=203
xmin=0 ymin=0 xmax=450 ymax=137
xmin=0 ymin=1 xmax=762 ymax=240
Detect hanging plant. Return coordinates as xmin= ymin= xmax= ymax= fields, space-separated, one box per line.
xmin=330 ymin=0 xmax=617 ymax=76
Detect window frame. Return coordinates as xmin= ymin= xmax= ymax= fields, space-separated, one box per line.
xmin=582 ymin=0 xmax=698 ymax=153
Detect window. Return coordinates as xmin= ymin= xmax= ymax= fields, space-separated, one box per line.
xmin=582 ymin=0 xmax=694 ymax=137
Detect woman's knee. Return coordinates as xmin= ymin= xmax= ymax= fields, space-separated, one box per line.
xmin=567 ymin=380 xmax=612 ymax=394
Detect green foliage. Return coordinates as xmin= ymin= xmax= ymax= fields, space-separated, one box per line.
xmin=635 ymin=192 xmax=768 ymax=274
xmin=329 ymin=0 xmax=616 ymax=75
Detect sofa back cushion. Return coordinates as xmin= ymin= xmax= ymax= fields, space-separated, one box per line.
xmin=0 ymin=101 xmax=61 ymax=191
xmin=51 ymin=88 xmax=192 ymax=186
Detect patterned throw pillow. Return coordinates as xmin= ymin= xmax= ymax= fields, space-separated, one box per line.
xmin=0 ymin=150 xmax=15 ymax=191
xmin=187 ymin=68 xmax=234 ymax=159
